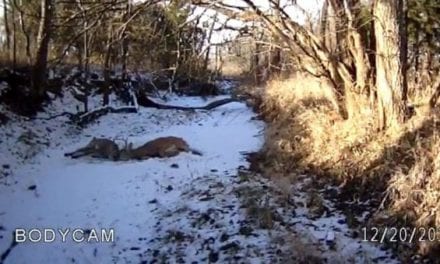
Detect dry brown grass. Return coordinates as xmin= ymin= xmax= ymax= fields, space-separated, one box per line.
xmin=260 ymin=75 xmax=379 ymax=180
xmin=257 ymin=74 xmax=440 ymax=259
xmin=218 ymin=58 xmax=249 ymax=78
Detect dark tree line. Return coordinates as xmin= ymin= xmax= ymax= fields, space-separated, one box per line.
xmin=0 ymin=0 xmax=219 ymax=112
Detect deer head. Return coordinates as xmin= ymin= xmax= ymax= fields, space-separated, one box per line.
xmin=119 ymin=142 xmax=133 ymax=161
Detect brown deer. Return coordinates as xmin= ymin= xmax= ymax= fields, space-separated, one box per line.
xmin=119 ymin=136 xmax=202 ymax=161
xmin=64 ymin=137 xmax=120 ymax=161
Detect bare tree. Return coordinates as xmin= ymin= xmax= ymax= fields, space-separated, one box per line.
xmin=2 ymin=0 xmax=11 ymax=59
xmin=195 ymin=0 xmax=410 ymax=129
xmin=32 ymin=0 xmax=54 ymax=98
xmin=14 ymin=0 xmax=32 ymax=65
xmin=373 ymin=0 xmax=407 ymax=129
xmin=203 ymin=13 xmax=218 ymax=71
xmin=11 ymin=0 xmax=16 ymax=67
xmin=103 ymin=21 xmax=114 ymax=106
xmin=121 ymin=0 xmax=131 ymax=81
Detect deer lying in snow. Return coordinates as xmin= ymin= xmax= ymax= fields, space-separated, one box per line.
xmin=64 ymin=137 xmax=120 ymax=161
xmin=119 ymin=136 xmax=202 ymax=161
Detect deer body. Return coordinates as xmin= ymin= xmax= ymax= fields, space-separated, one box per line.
xmin=119 ymin=136 xmax=202 ymax=161
xmin=64 ymin=137 xmax=120 ymax=161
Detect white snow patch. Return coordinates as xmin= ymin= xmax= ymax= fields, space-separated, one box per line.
xmin=0 ymin=89 xmax=400 ymax=263
xmin=0 ymin=94 xmax=268 ymax=263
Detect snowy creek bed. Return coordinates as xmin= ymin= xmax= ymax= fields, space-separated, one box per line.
xmin=0 ymin=92 xmax=399 ymax=263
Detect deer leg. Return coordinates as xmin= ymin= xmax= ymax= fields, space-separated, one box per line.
xmin=90 ymin=154 xmax=103 ymax=159
xmin=69 ymin=148 xmax=94 ymax=159
xmin=69 ymin=151 xmax=88 ymax=159
xmin=65 ymin=146 xmax=89 ymax=157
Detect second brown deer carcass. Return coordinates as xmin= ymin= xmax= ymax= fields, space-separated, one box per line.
xmin=64 ymin=137 xmax=120 ymax=161
xmin=119 ymin=136 xmax=202 ymax=161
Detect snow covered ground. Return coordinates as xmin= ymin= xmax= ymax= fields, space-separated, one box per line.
xmin=0 ymin=87 xmax=399 ymax=263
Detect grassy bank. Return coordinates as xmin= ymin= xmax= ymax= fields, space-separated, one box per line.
xmin=254 ymin=75 xmax=440 ymax=261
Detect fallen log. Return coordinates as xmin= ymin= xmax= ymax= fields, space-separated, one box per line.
xmin=36 ymin=111 xmax=77 ymax=120
xmin=33 ymin=106 xmax=137 ymax=124
xmin=137 ymin=94 xmax=239 ymax=110
xmin=36 ymin=94 xmax=240 ymax=127
xmin=74 ymin=96 xmax=239 ymax=126
xmin=35 ymin=90 xmax=140 ymax=125
xmin=76 ymin=106 xmax=138 ymax=126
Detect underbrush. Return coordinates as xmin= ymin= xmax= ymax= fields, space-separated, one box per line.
xmin=257 ymin=74 xmax=440 ymax=261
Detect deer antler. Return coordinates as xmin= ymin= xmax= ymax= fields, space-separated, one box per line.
xmin=118 ymin=138 xmax=133 ymax=161
xmin=113 ymin=136 xmax=128 ymax=149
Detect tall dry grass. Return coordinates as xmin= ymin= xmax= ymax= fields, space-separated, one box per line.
xmin=258 ymin=74 xmax=440 ymax=259
xmin=218 ymin=58 xmax=250 ymax=78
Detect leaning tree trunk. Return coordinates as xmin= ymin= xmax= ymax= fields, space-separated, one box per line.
xmin=373 ymin=0 xmax=407 ymax=130
xmin=32 ymin=0 xmax=53 ymax=98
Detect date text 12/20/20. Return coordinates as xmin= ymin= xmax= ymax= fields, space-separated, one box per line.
xmin=362 ymin=227 xmax=440 ymax=244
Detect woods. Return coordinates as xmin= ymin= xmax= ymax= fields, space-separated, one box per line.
xmin=1 ymin=0 xmax=440 ymax=262
xmin=198 ymin=0 xmax=440 ymax=261
xmin=0 ymin=0 xmax=221 ymax=116
xmin=198 ymin=0 xmax=439 ymax=131
xmin=218 ymin=0 xmax=412 ymax=128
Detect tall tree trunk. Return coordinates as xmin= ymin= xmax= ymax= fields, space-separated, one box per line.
xmin=270 ymin=45 xmax=282 ymax=76
xmin=76 ymin=46 xmax=83 ymax=72
xmin=103 ymin=22 xmax=113 ymax=106
xmin=121 ymin=0 xmax=131 ymax=81
xmin=3 ymin=0 xmax=11 ymax=59
xmin=254 ymin=39 xmax=261 ymax=84
xmin=399 ymin=0 xmax=408 ymax=101
xmin=421 ymin=34 xmax=433 ymax=87
xmin=76 ymin=0 xmax=88 ymax=76
xmin=84 ymin=30 xmax=90 ymax=75
xmin=368 ymin=3 xmax=377 ymax=106
xmin=15 ymin=0 xmax=32 ymax=65
xmin=326 ymin=2 xmax=338 ymax=54
xmin=373 ymin=0 xmax=407 ymax=130
xmin=11 ymin=2 xmax=16 ymax=68
xmin=170 ymin=27 xmax=182 ymax=92
xmin=328 ymin=0 xmax=348 ymax=63
xmin=345 ymin=0 xmax=370 ymax=94
xmin=121 ymin=36 xmax=129 ymax=80
xmin=413 ymin=23 xmax=420 ymax=86
xmin=32 ymin=0 xmax=53 ymax=98
xmin=203 ymin=13 xmax=217 ymax=71
xmin=319 ymin=0 xmax=328 ymax=46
